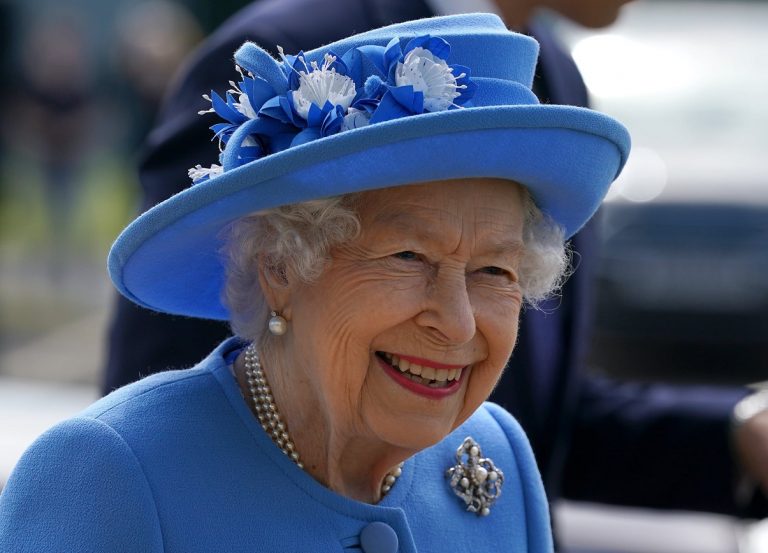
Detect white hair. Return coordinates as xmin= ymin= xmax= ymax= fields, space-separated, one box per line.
xmin=222 ymin=187 xmax=570 ymax=347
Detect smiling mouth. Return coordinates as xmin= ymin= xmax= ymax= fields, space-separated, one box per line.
xmin=376 ymin=352 xmax=464 ymax=389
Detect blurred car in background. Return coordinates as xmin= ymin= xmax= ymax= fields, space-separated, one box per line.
xmin=591 ymin=202 xmax=768 ymax=385
xmin=554 ymin=0 xmax=768 ymax=388
xmin=552 ymin=3 xmax=768 ymax=552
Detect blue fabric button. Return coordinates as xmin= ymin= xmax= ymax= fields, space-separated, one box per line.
xmin=360 ymin=521 xmax=399 ymax=553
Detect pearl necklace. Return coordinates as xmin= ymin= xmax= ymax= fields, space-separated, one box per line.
xmin=243 ymin=344 xmax=403 ymax=497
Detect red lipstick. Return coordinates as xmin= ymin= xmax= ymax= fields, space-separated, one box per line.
xmin=375 ymin=354 xmax=466 ymax=399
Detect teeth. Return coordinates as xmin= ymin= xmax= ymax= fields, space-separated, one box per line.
xmin=380 ymin=352 xmax=463 ymax=384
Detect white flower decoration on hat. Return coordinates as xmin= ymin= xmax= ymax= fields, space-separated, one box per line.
xmin=188 ymin=33 xmax=478 ymax=184
xmin=395 ymin=47 xmax=465 ymax=112
xmin=292 ymin=53 xmax=356 ymax=120
xmin=188 ymin=163 xmax=224 ymax=182
xmin=234 ymin=91 xmax=258 ymax=119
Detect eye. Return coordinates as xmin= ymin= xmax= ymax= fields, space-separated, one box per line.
xmin=480 ymin=266 xmax=507 ymax=276
xmin=392 ymin=251 xmax=420 ymax=261
xmin=475 ymin=265 xmax=518 ymax=283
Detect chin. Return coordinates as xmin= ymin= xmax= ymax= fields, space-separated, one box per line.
xmin=374 ymin=415 xmax=459 ymax=452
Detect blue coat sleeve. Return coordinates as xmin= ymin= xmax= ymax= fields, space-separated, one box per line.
xmin=0 ymin=417 xmax=164 ymax=552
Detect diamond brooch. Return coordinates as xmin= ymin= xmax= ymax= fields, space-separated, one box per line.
xmin=446 ymin=437 xmax=504 ymax=516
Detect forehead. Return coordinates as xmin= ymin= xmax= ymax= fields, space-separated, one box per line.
xmin=356 ymin=178 xmax=526 ymax=235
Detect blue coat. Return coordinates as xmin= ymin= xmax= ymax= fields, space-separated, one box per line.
xmin=104 ymin=0 xmax=760 ymax=516
xmin=1 ymin=339 xmax=554 ymax=552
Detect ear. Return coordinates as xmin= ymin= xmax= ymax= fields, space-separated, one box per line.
xmin=256 ymin=254 xmax=295 ymax=320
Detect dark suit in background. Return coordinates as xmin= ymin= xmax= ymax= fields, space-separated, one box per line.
xmin=104 ymin=0 xmax=763 ymax=517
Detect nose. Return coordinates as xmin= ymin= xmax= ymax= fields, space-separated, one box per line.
xmin=414 ymin=266 xmax=476 ymax=345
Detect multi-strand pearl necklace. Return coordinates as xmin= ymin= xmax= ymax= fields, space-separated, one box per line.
xmin=243 ymin=344 xmax=403 ymax=497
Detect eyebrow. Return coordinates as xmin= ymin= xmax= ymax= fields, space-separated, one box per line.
xmin=370 ymin=210 xmax=525 ymax=257
xmin=485 ymin=239 xmax=525 ymax=258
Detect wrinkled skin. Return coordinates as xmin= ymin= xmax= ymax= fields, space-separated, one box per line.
xmin=239 ymin=178 xmax=527 ymax=502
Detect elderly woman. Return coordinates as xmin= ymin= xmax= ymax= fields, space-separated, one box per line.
xmin=0 ymin=14 xmax=628 ymax=553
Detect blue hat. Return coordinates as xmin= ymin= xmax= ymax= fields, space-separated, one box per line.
xmin=109 ymin=13 xmax=630 ymax=320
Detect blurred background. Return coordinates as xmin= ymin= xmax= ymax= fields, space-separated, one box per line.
xmin=0 ymin=1 xmax=766 ymax=551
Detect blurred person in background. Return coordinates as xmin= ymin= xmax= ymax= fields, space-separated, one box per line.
xmin=0 ymin=0 xmax=12 ymax=113
xmin=0 ymin=0 xmax=14 ymax=214
xmin=0 ymin=1 xmax=202 ymax=285
xmin=8 ymin=15 xmax=97 ymax=277
xmin=112 ymin=0 xmax=204 ymax=150
xmin=103 ymin=0 xmax=768 ymax=527
xmin=0 ymin=1 xmax=206 ymax=369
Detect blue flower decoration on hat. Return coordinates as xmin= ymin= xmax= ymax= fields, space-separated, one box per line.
xmin=370 ymin=34 xmax=478 ymax=122
xmin=188 ymin=34 xmax=477 ymax=184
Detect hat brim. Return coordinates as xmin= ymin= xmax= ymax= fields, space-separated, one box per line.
xmin=109 ymin=104 xmax=630 ymax=320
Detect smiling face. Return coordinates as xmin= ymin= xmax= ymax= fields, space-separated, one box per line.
xmin=274 ymin=178 xmax=526 ymax=452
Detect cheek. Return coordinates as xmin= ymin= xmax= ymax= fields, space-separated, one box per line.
xmin=298 ymin=270 xmax=426 ymax=380
xmin=326 ymin=271 xmax=426 ymax=335
xmin=463 ymin=289 xmax=522 ymax=403
xmin=473 ymin=286 xmax=523 ymax=353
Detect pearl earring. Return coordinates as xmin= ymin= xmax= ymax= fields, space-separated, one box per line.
xmin=268 ymin=311 xmax=288 ymax=335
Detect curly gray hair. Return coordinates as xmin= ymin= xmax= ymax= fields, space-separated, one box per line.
xmin=222 ymin=187 xmax=570 ymax=349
